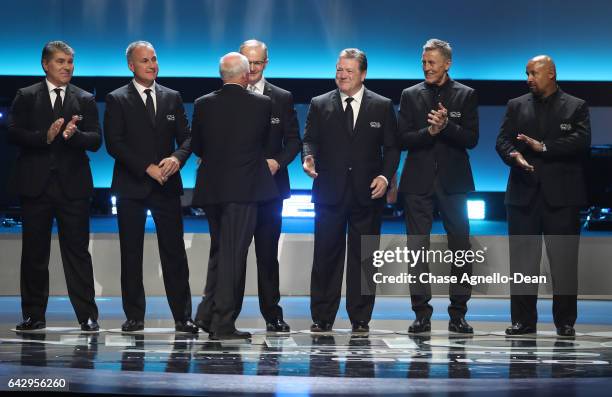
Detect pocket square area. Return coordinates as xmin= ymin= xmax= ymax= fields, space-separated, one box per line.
xmin=370 ymin=121 xmax=381 ymax=128
xmin=166 ymin=114 xmax=176 ymax=121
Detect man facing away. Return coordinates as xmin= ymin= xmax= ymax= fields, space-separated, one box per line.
xmin=191 ymin=52 xmax=278 ymax=340
xmin=194 ymin=39 xmax=301 ymax=333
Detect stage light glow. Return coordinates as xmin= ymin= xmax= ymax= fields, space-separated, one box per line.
xmin=282 ymin=195 xmax=315 ymax=218
xmin=467 ymin=200 xmax=486 ymax=220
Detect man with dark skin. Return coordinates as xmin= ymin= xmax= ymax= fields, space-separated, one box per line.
xmin=496 ymin=55 xmax=591 ymax=337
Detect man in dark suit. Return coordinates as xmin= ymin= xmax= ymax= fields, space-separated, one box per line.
xmin=397 ymin=39 xmax=479 ymax=334
xmin=8 ymin=41 xmax=100 ymax=331
xmin=191 ymin=52 xmax=278 ymax=340
xmin=195 ymin=40 xmax=300 ymax=334
xmin=302 ymin=48 xmax=400 ymax=333
xmin=104 ymin=41 xmax=197 ymax=333
xmin=496 ymin=55 xmax=591 ymax=337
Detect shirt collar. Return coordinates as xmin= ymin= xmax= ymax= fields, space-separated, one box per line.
xmin=534 ymin=85 xmax=561 ymax=104
xmin=249 ymin=78 xmax=266 ymax=93
xmin=45 ymin=79 xmax=67 ymax=93
xmin=132 ymin=79 xmax=156 ymax=96
xmin=425 ymin=76 xmax=452 ymax=92
xmin=339 ymin=84 xmax=365 ymax=104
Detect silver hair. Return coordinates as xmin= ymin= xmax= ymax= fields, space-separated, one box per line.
xmin=239 ymin=39 xmax=268 ymax=59
xmin=219 ymin=52 xmax=249 ymax=80
xmin=126 ymin=41 xmax=155 ymax=62
xmin=423 ymin=38 xmax=452 ymax=60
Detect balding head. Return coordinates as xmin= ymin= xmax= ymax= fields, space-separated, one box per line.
xmin=529 ymin=55 xmax=556 ymax=78
xmin=219 ymin=52 xmax=249 ymax=86
xmin=526 ymin=55 xmax=557 ymax=97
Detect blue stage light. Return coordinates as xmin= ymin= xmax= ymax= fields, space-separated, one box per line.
xmin=467 ymin=200 xmax=486 ymax=220
xmin=0 ymin=112 xmax=4 ymax=118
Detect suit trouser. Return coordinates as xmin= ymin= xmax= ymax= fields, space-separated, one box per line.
xmin=196 ymin=199 xmax=284 ymax=326
xmin=310 ymin=182 xmax=383 ymax=325
xmin=199 ymin=203 xmax=258 ymax=334
xmin=20 ymin=172 xmax=98 ymax=323
xmin=403 ymin=177 xmax=472 ymax=320
xmin=506 ymin=190 xmax=579 ymax=328
xmin=253 ymin=198 xmax=285 ymax=322
xmin=117 ymin=188 xmax=192 ymax=322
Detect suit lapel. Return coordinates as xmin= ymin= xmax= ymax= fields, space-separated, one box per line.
xmin=419 ymin=86 xmax=432 ymax=113
xmin=544 ymin=90 xmax=567 ymax=139
xmin=353 ymin=88 xmax=370 ymax=136
xmin=525 ymin=95 xmax=539 ymax=138
xmin=62 ymin=84 xmax=78 ymax=120
xmin=128 ymin=82 xmax=154 ymax=128
xmin=331 ymin=90 xmax=348 ymax=135
xmin=263 ymin=81 xmax=273 ymax=99
xmin=154 ymin=85 xmax=165 ymax=127
xmin=37 ymin=81 xmax=55 ymax=123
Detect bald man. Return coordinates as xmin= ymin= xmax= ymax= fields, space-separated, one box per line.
xmin=191 ymin=52 xmax=277 ymax=340
xmin=496 ymin=55 xmax=591 ymax=337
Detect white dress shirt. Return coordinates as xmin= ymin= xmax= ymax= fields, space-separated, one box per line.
xmin=46 ymin=79 xmax=66 ymax=109
xmin=247 ymin=78 xmax=266 ymax=94
xmin=132 ymin=79 xmax=157 ymax=113
xmin=339 ymin=84 xmax=365 ymax=129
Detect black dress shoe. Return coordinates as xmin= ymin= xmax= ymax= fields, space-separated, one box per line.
xmin=121 ymin=319 xmax=145 ymax=332
xmin=209 ymin=330 xmax=252 ymax=340
xmin=351 ymin=321 xmax=370 ymax=333
xmin=266 ymin=319 xmax=290 ymax=332
xmin=505 ymin=322 xmax=536 ymax=335
xmin=175 ymin=320 xmax=199 ymax=334
xmin=408 ymin=318 xmax=431 ymax=333
xmin=556 ymin=325 xmax=576 ymax=337
xmin=448 ymin=318 xmax=473 ymax=334
xmin=16 ymin=318 xmax=46 ymax=331
xmin=310 ymin=322 xmax=333 ymax=332
xmin=80 ymin=318 xmax=100 ymax=332
xmin=194 ymin=319 xmax=210 ymax=333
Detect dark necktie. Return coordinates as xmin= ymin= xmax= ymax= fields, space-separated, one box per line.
xmin=53 ymin=88 xmax=63 ymax=119
xmin=144 ymin=88 xmax=156 ymax=125
xmin=345 ymin=97 xmax=354 ymax=134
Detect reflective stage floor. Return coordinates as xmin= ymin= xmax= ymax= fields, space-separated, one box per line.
xmin=1 ymin=296 xmax=612 ymax=396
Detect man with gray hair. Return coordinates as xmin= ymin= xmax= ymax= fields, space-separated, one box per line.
xmin=397 ymin=38 xmax=479 ymax=334
xmin=104 ymin=40 xmax=196 ymax=333
xmin=191 ymin=52 xmax=278 ymax=340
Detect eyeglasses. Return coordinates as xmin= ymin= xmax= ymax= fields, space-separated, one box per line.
xmin=249 ymin=60 xmax=267 ymax=66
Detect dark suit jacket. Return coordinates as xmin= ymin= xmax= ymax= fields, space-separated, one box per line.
xmin=261 ymin=81 xmax=301 ymax=199
xmin=302 ymin=88 xmax=400 ymax=206
xmin=496 ymin=89 xmax=591 ymax=207
xmin=191 ymin=84 xmax=278 ymax=206
xmin=104 ymin=82 xmax=191 ymax=199
xmin=397 ymin=79 xmax=479 ymax=194
xmin=7 ymin=81 xmax=101 ymax=199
